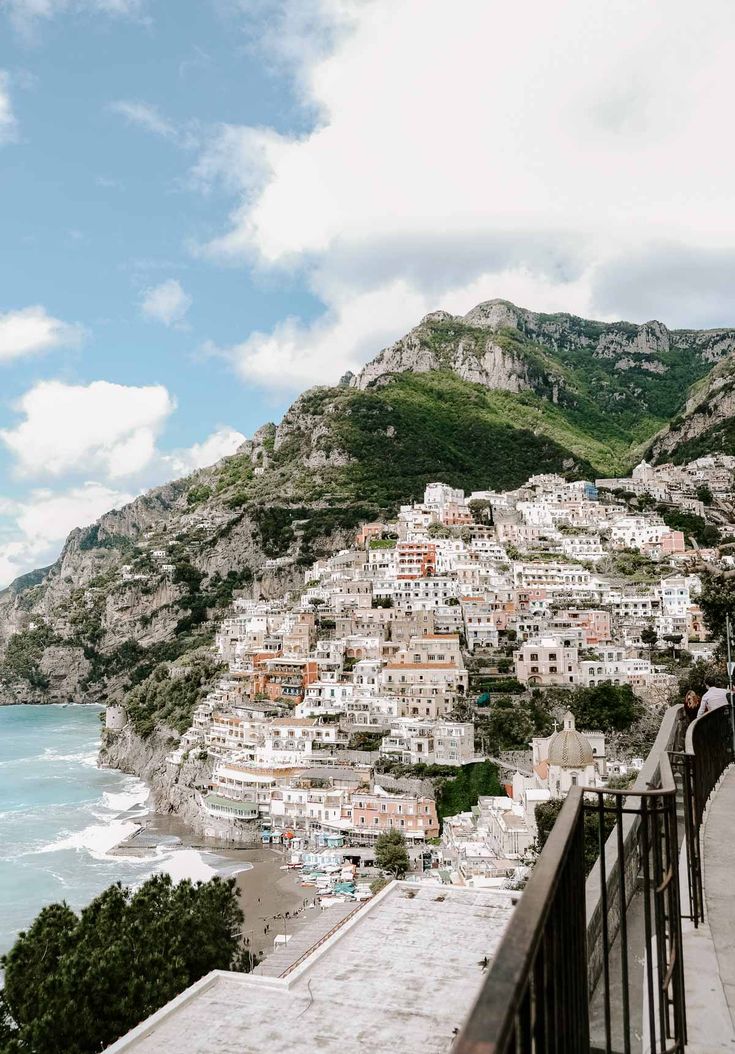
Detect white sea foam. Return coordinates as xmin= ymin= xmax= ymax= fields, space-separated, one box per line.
xmin=101 ymin=784 xmax=150 ymax=814
xmin=40 ymin=748 xmax=99 ymax=767
xmin=153 ymin=849 xmax=218 ymax=883
xmin=39 ymin=819 xmax=141 ymax=858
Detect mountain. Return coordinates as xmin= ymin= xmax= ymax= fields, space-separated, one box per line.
xmin=647 ymin=354 xmax=735 ymax=464
xmin=1 ymin=297 xmax=733 ymax=705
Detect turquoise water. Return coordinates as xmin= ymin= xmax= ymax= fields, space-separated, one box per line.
xmin=0 ymin=704 xmax=247 ymax=955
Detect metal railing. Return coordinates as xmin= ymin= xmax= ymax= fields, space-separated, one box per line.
xmin=455 ymin=786 xmax=590 ymax=1054
xmin=671 ymin=703 xmax=734 ymax=926
xmin=456 ymin=713 xmax=687 ymax=1054
xmin=587 ymin=778 xmax=686 ymax=1054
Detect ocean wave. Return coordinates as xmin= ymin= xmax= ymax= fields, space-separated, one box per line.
xmin=39 ymin=748 xmax=99 ymax=766
xmin=100 ymin=785 xmax=150 ymax=814
xmin=37 ymin=819 xmax=141 ymax=859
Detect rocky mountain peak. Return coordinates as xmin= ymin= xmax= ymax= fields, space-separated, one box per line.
xmin=461 ymin=299 xmax=524 ymax=330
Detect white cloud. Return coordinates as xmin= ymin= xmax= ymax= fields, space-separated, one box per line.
xmin=0 ymin=375 xmax=245 ymax=585
xmin=0 ymin=482 xmax=133 ymax=588
xmin=0 ymin=70 xmax=17 ymax=145
xmin=163 ymin=426 xmax=246 ymax=475
xmin=195 ymin=0 xmax=735 ymax=389
xmin=110 ymin=100 xmax=177 ymax=140
xmin=0 ymin=421 xmax=247 ymax=587
xmin=0 ymin=305 xmax=84 ymax=363
xmin=0 ymin=380 xmax=175 ymax=479
xmin=140 ymin=278 xmax=192 ymax=327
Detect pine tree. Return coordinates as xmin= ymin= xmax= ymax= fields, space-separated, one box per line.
xmin=0 ymin=874 xmax=249 ymax=1054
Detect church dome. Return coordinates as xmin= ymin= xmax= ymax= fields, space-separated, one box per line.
xmin=547 ymin=711 xmax=594 ymax=768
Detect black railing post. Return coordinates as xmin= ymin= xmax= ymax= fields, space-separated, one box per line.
xmin=455 ymin=788 xmax=589 ymax=1054
xmin=457 ymin=706 xmax=707 ymax=1054
xmin=675 ymin=704 xmax=735 ymax=928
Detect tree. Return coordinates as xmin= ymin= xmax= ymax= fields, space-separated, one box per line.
xmin=663 ymin=633 xmax=684 ymax=658
xmin=696 ymin=484 xmax=713 ymax=506
xmin=698 ymin=572 xmax=735 ymax=647
xmin=468 ymin=499 xmax=493 ymax=524
xmin=640 ymin=623 xmax=658 ymax=656
xmin=0 ymin=874 xmax=251 ymax=1054
xmin=569 ymin=682 xmax=642 ymax=733
xmin=347 ymin=730 xmax=384 ymax=751
xmin=657 ymin=505 xmax=720 ymax=547
xmin=535 ymin=799 xmax=614 ymax=874
xmin=375 ymin=830 xmax=410 ymax=878
xmin=672 ymin=658 xmax=727 ymax=705
xmin=436 ymin=761 xmax=502 ymax=821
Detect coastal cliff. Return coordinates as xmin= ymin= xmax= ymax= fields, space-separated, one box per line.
xmin=100 ymin=722 xmax=259 ymax=845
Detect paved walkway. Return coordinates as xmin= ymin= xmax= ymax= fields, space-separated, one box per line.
xmin=683 ymin=766 xmax=735 ymax=1053
xmin=253 ymin=901 xmax=360 ymax=977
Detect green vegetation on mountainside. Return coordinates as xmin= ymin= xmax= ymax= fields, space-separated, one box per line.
xmin=418 ymin=313 xmax=711 ymax=446
xmin=302 ymin=373 xmax=604 ymax=505
xmin=511 ymin=317 xmax=712 ymax=437
xmin=435 ymin=761 xmax=502 ymax=823
xmin=660 ymin=415 xmax=735 ymax=464
xmin=124 ymin=651 xmax=224 ymax=737
xmin=0 ymin=624 xmax=58 ymax=689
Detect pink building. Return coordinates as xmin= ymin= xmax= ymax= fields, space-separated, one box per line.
xmin=351 ymin=791 xmax=439 ymax=841
xmin=396 ymin=542 xmax=437 ymax=577
xmin=553 ymin=609 xmax=611 ymax=645
xmin=661 ymin=531 xmax=685 ymax=555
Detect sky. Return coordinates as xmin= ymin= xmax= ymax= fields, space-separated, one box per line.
xmin=1 ymin=0 xmax=735 ymax=586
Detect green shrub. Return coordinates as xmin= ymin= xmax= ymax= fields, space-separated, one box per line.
xmin=186 ymin=484 xmax=212 ymax=507
xmin=435 ymin=761 xmax=502 ymax=823
xmin=125 ymin=653 xmax=223 ymax=736
xmin=0 ymin=874 xmax=251 ymax=1054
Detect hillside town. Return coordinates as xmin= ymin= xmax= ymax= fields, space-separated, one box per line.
xmin=107 ymin=455 xmax=732 ymax=893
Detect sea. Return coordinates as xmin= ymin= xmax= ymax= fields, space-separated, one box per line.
xmin=0 ymin=703 xmax=249 ymax=955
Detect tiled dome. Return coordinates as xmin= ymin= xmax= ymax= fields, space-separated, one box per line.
xmin=547 ymin=711 xmax=594 ymax=768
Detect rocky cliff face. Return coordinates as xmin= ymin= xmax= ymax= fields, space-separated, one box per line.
xmin=648 ymin=358 xmax=735 ymax=463
xmin=352 ymin=309 xmax=536 ymax=393
xmin=0 ymin=430 xmax=360 ymax=705
xmin=100 ymin=722 xmax=259 ymax=844
xmin=352 ymin=300 xmax=735 ymax=391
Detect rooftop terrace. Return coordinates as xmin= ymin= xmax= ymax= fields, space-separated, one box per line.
xmin=106 ymin=883 xmax=516 ymax=1054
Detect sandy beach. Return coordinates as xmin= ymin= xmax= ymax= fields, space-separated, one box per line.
xmin=111 ymin=810 xmax=310 ymax=962
xmin=232 ymin=847 xmax=318 ymax=961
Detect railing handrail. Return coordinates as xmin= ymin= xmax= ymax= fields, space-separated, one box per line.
xmin=674 ymin=700 xmax=734 ymax=926
xmin=455 ymin=786 xmax=586 ymax=1053
xmin=457 ymin=704 xmax=688 ymax=1054
xmin=684 ymin=702 xmax=727 ymax=755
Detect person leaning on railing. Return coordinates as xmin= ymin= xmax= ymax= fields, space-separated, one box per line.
xmin=683 ymin=689 xmax=701 ymax=724
xmin=696 ymin=682 xmax=732 ymax=719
